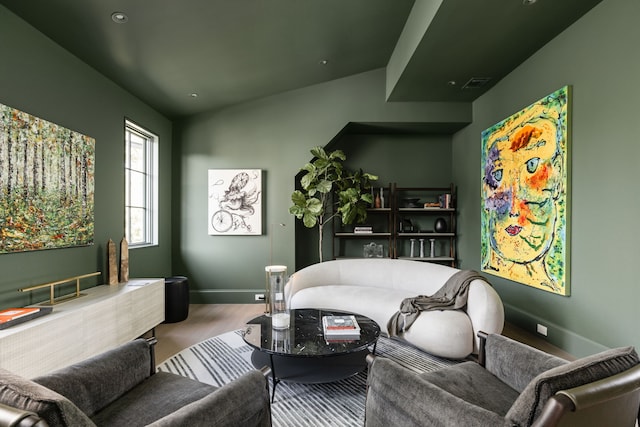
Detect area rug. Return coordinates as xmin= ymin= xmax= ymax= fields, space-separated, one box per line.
xmin=158 ymin=330 xmax=459 ymax=427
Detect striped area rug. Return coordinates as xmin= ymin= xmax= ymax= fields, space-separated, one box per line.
xmin=158 ymin=330 xmax=459 ymax=427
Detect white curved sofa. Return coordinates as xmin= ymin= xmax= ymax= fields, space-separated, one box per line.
xmin=285 ymin=258 xmax=504 ymax=359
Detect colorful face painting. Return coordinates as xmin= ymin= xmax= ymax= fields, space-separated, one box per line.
xmin=481 ymin=86 xmax=570 ymax=295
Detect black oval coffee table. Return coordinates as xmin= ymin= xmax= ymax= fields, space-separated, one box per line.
xmin=242 ymin=308 xmax=380 ymax=401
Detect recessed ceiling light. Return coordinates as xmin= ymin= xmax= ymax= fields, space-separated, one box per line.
xmin=111 ymin=12 xmax=128 ymax=23
xmin=522 ymin=0 xmax=537 ymax=5
xmin=447 ymin=80 xmax=457 ymax=86
xmin=319 ymin=60 xmax=328 ymax=65
xmin=189 ymin=93 xmax=199 ymax=98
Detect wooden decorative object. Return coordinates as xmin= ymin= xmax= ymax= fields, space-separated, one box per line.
xmin=107 ymin=239 xmax=118 ymax=285
xmin=119 ymin=237 xmax=129 ymax=283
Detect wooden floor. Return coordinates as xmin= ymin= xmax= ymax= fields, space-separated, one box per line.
xmin=154 ymin=304 xmax=574 ymax=365
xmin=154 ymin=304 xmax=265 ymax=364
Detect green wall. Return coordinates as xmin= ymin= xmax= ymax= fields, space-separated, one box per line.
xmin=453 ymin=0 xmax=640 ymax=356
xmin=172 ymin=69 xmax=469 ymax=303
xmin=174 ymin=0 xmax=639 ymax=356
xmin=0 ymin=7 xmax=173 ymax=307
xmin=3 ymin=0 xmax=636 ymax=357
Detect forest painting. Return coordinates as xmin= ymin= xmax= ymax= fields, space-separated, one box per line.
xmin=0 ymin=103 xmax=95 ymax=254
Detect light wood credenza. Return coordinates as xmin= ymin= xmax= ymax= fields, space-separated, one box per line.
xmin=0 ymin=278 xmax=164 ymax=378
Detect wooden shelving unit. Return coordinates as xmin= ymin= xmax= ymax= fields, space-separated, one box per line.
xmin=332 ymin=183 xmax=457 ymax=267
xmin=393 ymin=183 xmax=456 ymax=266
xmin=331 ymin=185 xmax=393 ymax=260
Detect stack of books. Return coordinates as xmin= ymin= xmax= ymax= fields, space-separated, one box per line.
xmin=438 ymin=193 xmax=453 ymax=209
xmin=322 ymin=315 xmax=361 ymax=342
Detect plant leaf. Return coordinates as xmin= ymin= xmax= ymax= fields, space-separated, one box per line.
xmin=310 ymin=146 xmax=327 ymax=160
xmin=316 ymin=179 xmax=332 ymax=193
xmin=306 ymin=198 xmax=323 ymax=214
xmin=328 ymin=150 xmax=346 ymax=161
xmin=300 ymin=172 xmax=314 ymax=190
xmin=302 ymin=212 xmax=318 ymax=228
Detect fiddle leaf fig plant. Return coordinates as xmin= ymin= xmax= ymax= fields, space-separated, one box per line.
xmin=290 ymin=146 xmax=378 ymax=262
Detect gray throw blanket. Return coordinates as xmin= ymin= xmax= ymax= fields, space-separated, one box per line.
xmin=387 ymin=270 xmax=486 ymax=336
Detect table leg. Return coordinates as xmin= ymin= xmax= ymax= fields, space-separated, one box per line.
xmin=269 ymin=354 xmax=280 ymax=403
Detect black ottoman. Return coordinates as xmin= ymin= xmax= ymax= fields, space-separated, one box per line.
xmin=164 ymin=276 xmax=190 ymax=323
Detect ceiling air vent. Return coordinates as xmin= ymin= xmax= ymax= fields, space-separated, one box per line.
xmin=461 ymin=77 xmax=491 ymax=90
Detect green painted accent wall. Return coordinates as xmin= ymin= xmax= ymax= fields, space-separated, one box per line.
xmin=0 ymin=7 xmax=173 ymax=307
xmin=172 ymin=69 xmax=469 ymax=303
xmin=453 ymin=0 xmax=640 ymax=356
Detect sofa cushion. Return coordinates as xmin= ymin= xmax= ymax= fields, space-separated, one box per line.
xmin=506 ymin=346 xmax=639 ymax=426
xmin=403 ymin=309 xmax=473 ymax=359
xmin=0 ymin=368 xmax=95 ymax=427
xmin=287 ymin=258 xmax=459 ymax=296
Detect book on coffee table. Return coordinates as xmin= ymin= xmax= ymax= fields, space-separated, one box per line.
xmin=323 ymin=315 xmax=360 ymax=331
xmin=323 ymin=315 xmax=361 ymax=342
xmin=325 ymin=335 xmax=361 ymax=343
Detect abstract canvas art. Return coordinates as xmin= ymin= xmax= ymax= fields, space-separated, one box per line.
xmin=208 ymin=169 xmax=262 ymax=235
xmin=0 ymin=102 xmax=95 ymax=253
xmin=481 ymin=86 xmax=570 ymax=295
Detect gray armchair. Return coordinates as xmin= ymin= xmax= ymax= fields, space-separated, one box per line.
xmin=365 ymin=332 xmax=640 ymax=427
xmin=0 ymin=338 xmax=271 ymax=427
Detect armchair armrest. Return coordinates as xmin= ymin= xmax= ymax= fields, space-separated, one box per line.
xmin=531 ymin=363 xmax=640 ymax=427
xmin=33 ymin=339 xmax=154 ymax=417
xmin=0 ymin=403 xmax=47 ymax=427
xmin=479 ymin=332 xmax=567 ymax=392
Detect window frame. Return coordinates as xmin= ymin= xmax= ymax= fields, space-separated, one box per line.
xmin=125 ymin=119 xmax=159 ymax=248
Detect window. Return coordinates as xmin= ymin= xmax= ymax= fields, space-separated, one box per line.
xmin=125 ymin=120 xmax=158 ymax=247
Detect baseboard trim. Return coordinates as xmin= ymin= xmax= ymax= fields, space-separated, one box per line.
xmin=190 ymin=289 xmax=266 ymax=304
xmin=504 ymin=303 xmax=608 ymax=357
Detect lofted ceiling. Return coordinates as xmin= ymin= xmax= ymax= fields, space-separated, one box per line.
xmin=1 ymin=0 xmax=602 ymax=119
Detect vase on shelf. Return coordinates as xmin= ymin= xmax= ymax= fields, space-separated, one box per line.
xmin=434 ymin=218 xmax=447 ymax=233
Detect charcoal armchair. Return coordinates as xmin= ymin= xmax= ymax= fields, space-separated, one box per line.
xmin=0 ymin=338 xmax=271 ymax=427
xmin=365 ymin=332 xmax=640 ymax=427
